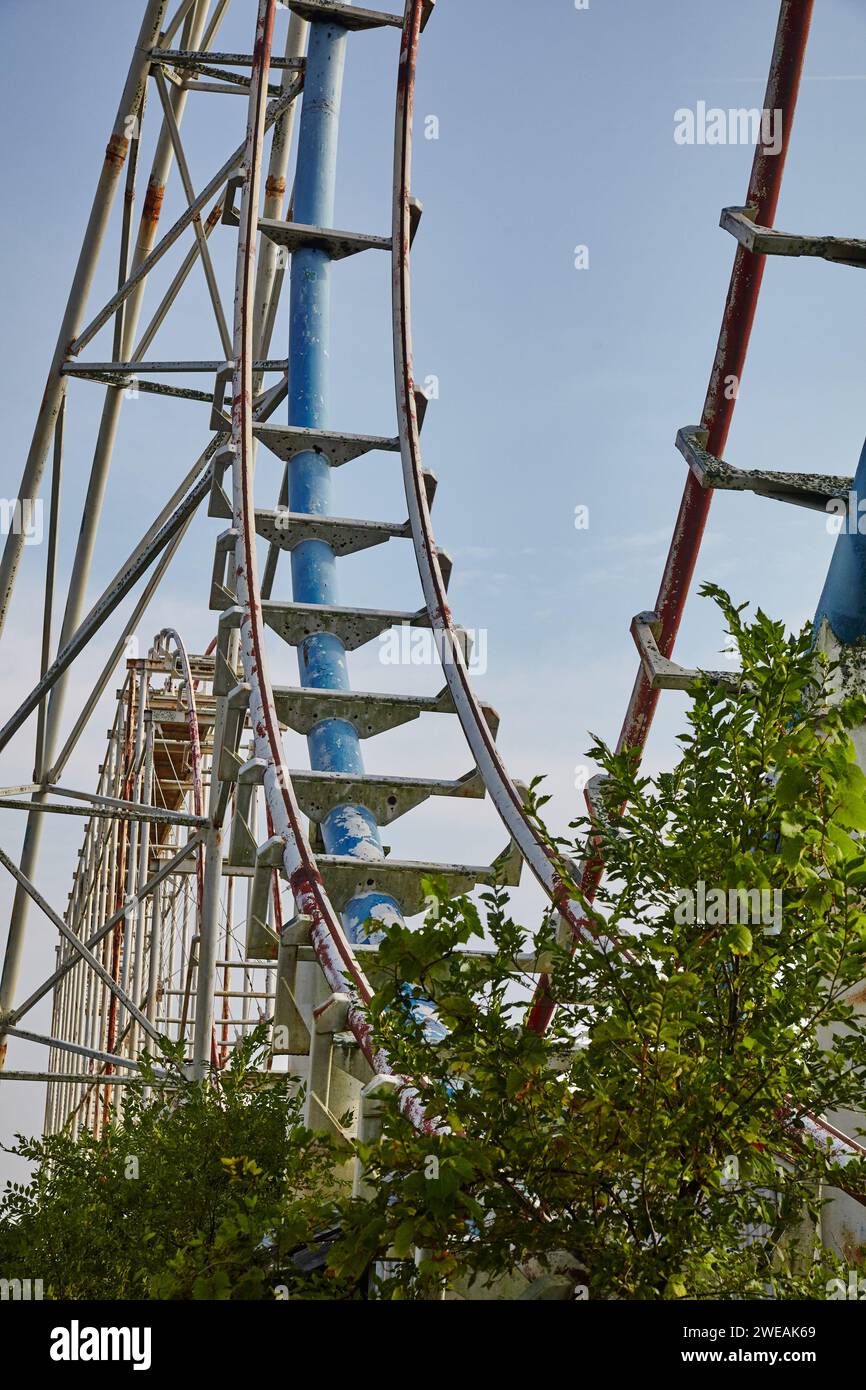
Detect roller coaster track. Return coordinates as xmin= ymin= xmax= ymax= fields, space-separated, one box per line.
xmin=0 ymin=0 xmax=864 ymax=1223
xmin=210 ymin=0 xmax=607 ymax=1127
xmin=227 ymin=0 xmax=606 ymax=1096
xmin=0 ymin=0 xmax=594 ymax=1139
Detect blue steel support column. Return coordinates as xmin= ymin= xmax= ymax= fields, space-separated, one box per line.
xmin=288 ymin=15 xmax=404 ymax=942
xmin=815 ymin=439 xmax=866 ymax=644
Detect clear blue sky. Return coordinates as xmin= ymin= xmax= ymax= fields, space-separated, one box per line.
xmin=2 ymin=0 xmax=866 ymax=1173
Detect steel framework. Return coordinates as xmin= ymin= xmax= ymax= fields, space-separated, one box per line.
xmin=1 ymin=0 xmax=865 ymax=1263
xmin=0 ymin=0 xmax=579 ymax=1145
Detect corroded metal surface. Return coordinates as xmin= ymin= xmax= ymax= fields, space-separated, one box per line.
xmin=721 ymin=205 xmax=866 ymax=267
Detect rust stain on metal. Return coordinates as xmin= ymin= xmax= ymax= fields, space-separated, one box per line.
xmin=104 ymin=132 xmax=129 ymax=169
xmin=142 ymin=182 xmax=166 ymax=227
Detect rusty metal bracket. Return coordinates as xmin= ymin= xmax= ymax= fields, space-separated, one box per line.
xmin=259 ymin=219 xmax=391 ymax=259
xmin=409 ymin=196 xmax=423 ymax=247
xmin=676 ymin=427 xmax=851 ymax=513
xmin=210 ymin=363 xmax=235 ymax=431
xmin=631 ymin=611 xmax=738 ymax=693
xmin=217 ymin=682 xmax=251 ymax=783
xmin=210 ymin=527 xmax=238 ymax=610
xmin=246 ymin=835 xmax=285 ymax=959
xmin=584 ymin=773 xmax=619 ymax=839
xmin=254 ymin=509 xmax=411 ymax=555
xmin=721 ymin=205 xmax=866 ymax=268
xmin=414 ymin=386 xmax=430 ymax=432
xmin=262 ymin=599 xmax=431 ymax=650
xmin=316 ymin=842 xmax=521 ymax=918
xmin=289 ymin=0 xmax=436 ymax=29
xmin=229 ymin=757 xmax=267 ymax=868
xmin=253 ymin=422 xmax=399 ymax=466
xmin=289 ymin=0 xmax=401 ymax=29
xmin=272 ymin=683 xmax=459 ymax=739
xmin=209 ymin=443 xmax=236 ymax=520
xmin=288 ymin=765 xmax=484 ymax=827
xmin=273 ymin=915 xmax=314 ymax=1057
xmin=221 ymin=169 xmax=245 ymax=228
xmin=214 ymin=605 xmax=243 ymax=697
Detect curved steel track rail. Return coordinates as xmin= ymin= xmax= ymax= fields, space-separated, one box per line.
xmin=391 ymin=3 xmax=596 ymax=946
xmin=224 ymin=0 xmax=603 ymax=1132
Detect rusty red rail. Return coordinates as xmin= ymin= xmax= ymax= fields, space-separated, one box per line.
xmin=528 ymin=0 xmax=816 ymax=1035
xmin=620 ymin=0 xmax=815 ymax=758
xmin=518 ymin=0 xmax=864 ymax=1173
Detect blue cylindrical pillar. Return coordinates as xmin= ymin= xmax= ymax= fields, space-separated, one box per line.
xmin=288 ymin=16 xmax=403 ymax=942
xmin=815 ymin=439 xmax=866 ymax=645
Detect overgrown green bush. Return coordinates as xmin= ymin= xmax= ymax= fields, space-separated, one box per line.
xmin=4 ymin=590 xmax=866 ymax=1300
xmin=0 ymin=1030 xmax=349 ymax=1299
xmin=331 ymin=589 xmax=866 ymax=1299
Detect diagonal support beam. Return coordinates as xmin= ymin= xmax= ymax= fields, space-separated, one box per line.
xmin=70 ymin=78 xmax=304 ymax=358
xmin=0 ymin=792 xmax=208 ymax=828
xmin=0 ymin=467 xmax=214 ymax=757
xmin=152 ymin=65 xmax=233 ymax=354
xmin=133 ymin=199 xmax=225 ymax=359
xmin=2 ymin=1027 xmax=161 ymax=1074
xmin=0 ymin=844 xmax=161 ymax=1047
xmin=8 ymin=831 xmax=206 ymax=1027
xmin=0 ymin=0 xmax=170 ymax=640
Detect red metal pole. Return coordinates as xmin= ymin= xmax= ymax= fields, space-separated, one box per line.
xmin=621 ymin=0 xmax=814 ymax=757
xmin=528 ymin=0 xmax=815 ymax=1034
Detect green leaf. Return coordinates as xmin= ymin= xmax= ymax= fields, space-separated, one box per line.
xmin=774 ymin=765 xmax=812 ymax=807
xmin=391 ymin=1220 xmax=417 ymax=1259
xmin=720 ymin=923 xmax=752 ymax=956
